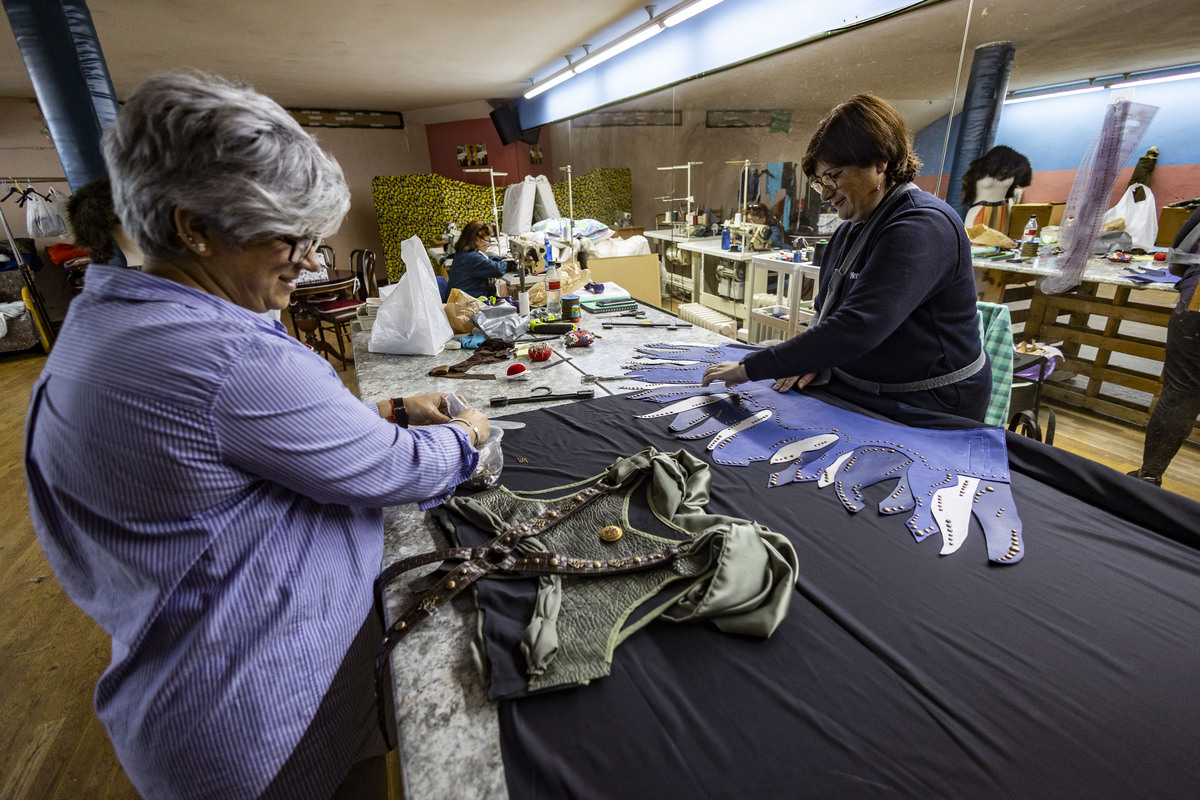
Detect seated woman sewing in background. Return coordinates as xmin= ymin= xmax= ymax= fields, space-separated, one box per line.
xmin=703 ymin=93 xmax=990 ymax=422
xmin=447 ymin=220 xmax=507 ymax=299
xmin=746 ymin=202 xmax=786 ymax=250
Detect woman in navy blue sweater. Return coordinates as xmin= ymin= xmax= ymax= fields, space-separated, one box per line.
xmin=702 ymin=94 xmax=990 ymax=422
xmin=447 ymin=220 xmax=507 ymax=299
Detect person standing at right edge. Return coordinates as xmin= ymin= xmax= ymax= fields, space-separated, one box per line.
xmin=1129 ymin=206 xmax=1200 ymax=487
xmin=702 ymin=94 xmax=990 ymax=422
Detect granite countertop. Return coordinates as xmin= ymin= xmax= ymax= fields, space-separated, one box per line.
xmin=971 ymin=254 xmax=1176 ymax=290
xmin=353 ymin=305 xmax=735 ymax=799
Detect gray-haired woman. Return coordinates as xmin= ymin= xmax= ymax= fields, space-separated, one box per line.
xmin=25 ymin=73 xmax=488 ymax=799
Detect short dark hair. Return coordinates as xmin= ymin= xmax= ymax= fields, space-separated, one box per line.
xmin=66 ymin=176 xmax=118 ymax=263
xmin=454 ymin=220 xmax=493 ymax=253
xmin=802 ymin=93 xmax=921 ymax=186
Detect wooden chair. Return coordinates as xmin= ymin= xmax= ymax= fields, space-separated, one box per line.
xmin=316 ymin=243 xmax=336 ymax=269
xmin=349 ymin=248 xmax=378 ymax=301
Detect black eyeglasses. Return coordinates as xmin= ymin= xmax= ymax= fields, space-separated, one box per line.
xmin=277 ymin=236 xmax=320 ymax=264
xmin=809 ymin=170 xmax=842 ymax=195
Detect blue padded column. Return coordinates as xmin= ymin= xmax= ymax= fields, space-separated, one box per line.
xmin=945 ymin=42 xmax=1016 ymax=216
xmin=3 ymin=0 xmax=118 ymax=191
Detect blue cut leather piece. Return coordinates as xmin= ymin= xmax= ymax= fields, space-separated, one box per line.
xmin=968 ymin=481 xmax=1025 ymax=563
xmin=624 ymin=363 xmax=713 ymax=384
xmin=635 ymin=342 xmax=759 ymax=364
xmin=833 ymin=447 xmax=915 ymax=513
xmin=878 ymin=471 xmax=916 ymax=515
xmin=627 ymin=380 xmax=1024 ymax=565
xmin=1120 ymin=267 xmax=1180 ymax=285
xmin=674 ymin=403 xmax=745 ymax=438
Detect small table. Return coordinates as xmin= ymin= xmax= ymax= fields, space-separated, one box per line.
xmin=289 ymin=269 xmax=359 ymax=365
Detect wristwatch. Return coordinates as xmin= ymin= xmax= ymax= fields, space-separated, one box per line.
xmin=387 ymin=397 xmax=409 ymax=428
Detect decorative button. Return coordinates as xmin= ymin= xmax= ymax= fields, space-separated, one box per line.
xmin=600 ymin=525 xmax=624 ymax=542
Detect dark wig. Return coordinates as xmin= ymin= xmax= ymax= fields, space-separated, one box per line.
xmin=66 ymin=176 xmax=119 ymax=263
xmin=961 ymin=145 xmax=1032 ymax=206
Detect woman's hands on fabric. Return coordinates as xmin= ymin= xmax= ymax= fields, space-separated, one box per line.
xmin=771 ymin=373 xmax=818 ymax=393
xmin=700 ymin=361 xmax=749 ymax=388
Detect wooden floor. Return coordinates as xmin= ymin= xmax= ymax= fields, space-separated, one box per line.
xmin=2 ymin=346 xmax=1197 ymax=797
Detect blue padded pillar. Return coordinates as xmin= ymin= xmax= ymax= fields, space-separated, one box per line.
xmin=3 ymin=0 xmax=118 ymax=192
xmin=945 ymin=42 xmax=1016 ymax=216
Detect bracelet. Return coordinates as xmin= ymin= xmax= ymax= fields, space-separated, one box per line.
xmin=448 ymin=417 xmax=480 ymax=446
xmin=387 ymin=397 xmax=409 ymax=428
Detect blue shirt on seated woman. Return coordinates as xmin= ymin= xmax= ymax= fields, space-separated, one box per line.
xmin=447 ymin=220 xmax=507 ymax=298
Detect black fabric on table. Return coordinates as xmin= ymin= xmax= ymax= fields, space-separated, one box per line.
xmin=443 ymin=389 xmax=1200 ymax=800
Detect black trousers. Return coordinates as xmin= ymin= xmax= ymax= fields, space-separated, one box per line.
xmin=1142 ymin=306 xmax=1200 ymax=477
xmin=260 ymin=610 xmax=391 ymax=799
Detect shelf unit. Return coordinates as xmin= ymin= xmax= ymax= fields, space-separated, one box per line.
xmin=745 ymin=255 xmax=819 ymax=343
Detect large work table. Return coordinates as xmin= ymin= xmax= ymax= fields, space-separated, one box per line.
xmin=974 ymin=253 xmax=1195 ymax=441
xmin=349 ymin=296 xmax=1200 ymax=800
xmin=351 ymin=304 xmax=730 ymax=799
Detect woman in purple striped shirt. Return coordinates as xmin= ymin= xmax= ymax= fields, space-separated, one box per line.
xmin=25 ymin=72 xmax=488 ymax=799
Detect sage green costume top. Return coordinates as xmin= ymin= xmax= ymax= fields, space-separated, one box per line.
xmin=444 ymin=447 xmax=798 ymax=693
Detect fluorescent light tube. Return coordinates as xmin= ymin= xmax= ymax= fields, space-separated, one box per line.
xmin=1003 ymin=86 xmax=1104 ymax=105
xmin=524 ymin=70 xmax=574 ymax=99
xmin=663 ymin=0 xmax=725 ymax=27
xmin=573 ymin=24 xmax=662 ymax=74
xmin=1110 ymin=70 xmax=1200 ymax=88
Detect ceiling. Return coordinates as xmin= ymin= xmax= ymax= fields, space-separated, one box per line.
xmin=0 ymin=0 xmax=1196 ymax=127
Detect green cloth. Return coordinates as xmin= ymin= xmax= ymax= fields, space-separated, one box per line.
xmin=976 ymin=301 xmax=1014 ymax=427
xmin=444 ymin=448 xmax=798 ymax=693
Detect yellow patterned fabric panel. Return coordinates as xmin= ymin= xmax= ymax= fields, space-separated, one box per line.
xmin=373 ymin=168 xmax=632 ymax=282
xmin=373 ymin=175 xmax=497 ymax=282
xmin=550 ymin=168 xmax=631 ymax=227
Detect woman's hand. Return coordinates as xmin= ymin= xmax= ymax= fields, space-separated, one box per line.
xmin=701 ymin=361 xmax=749 ymax=388
xmin=403 ymin=393 xmax=454 ymax=425
xmin=771 ymin=373 xmax=818 ymax=393
xmin=448 ymin=407 xmax=491 ymax=447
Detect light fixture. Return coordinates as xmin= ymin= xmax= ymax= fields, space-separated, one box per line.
xmin=524 ymin=70 xmax=574 ymax=100
xmin=664 ymin=0 xmax=724 ymax=27
xmin=1111 ymin=69 xmax=1200 ymax=89
xmin=572 ymin=24 xmax=663 ymax=74
xmin=1003 ymin=86 xmax=1104 ymax=105
xmin=521 ymin=0 xmax=726 ymax=100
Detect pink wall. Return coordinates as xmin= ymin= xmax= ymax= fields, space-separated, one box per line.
xmin=1022 ymin=164 xmax=1200 ymax=209
xmin=425 ymin=118 xmax=552 ymax=186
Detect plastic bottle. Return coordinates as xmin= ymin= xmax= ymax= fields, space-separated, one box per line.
xmin=545 ymin=262 xmax=562 ymax=319
xmin=721 ymin=225 xmax=732 ymax=251
xmin=1022 ymin=214 xmax=1039 ymax=242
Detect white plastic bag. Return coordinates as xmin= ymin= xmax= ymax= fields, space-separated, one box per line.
xmin=368 ymin=236 xmax=453 ymax=355
xmin=25 ymin=189 xmax=67 ymax=238
xmin=1103 ymin=184 xmax=1158 ymax=250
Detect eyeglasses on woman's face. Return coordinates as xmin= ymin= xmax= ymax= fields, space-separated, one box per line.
xmin=809 ymin=169 xmax=843 ymax=196
xmin=277 ymin=236 xmax=320 ymax=264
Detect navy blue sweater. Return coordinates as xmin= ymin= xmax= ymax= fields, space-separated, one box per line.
xmin=742 ymin=188 xmax=990 ymax=420
xmin=447 ymin=250 xmax=507 ymax=299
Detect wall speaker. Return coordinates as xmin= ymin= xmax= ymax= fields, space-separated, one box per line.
xmin=491 ymin=105 xmax=540 ymax=146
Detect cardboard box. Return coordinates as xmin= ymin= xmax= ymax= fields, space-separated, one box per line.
xmin=1007 ymin=203 xmax=1056 ymax=240
xmin=1157 ymin=206 xmax=1194 ymax=247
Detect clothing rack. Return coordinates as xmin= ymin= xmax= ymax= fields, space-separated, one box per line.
xmin=0 ymin=178 xmax=62 ymax=349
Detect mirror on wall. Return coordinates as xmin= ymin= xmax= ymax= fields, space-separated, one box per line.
xmin=547 ymin=0 xmax=976 ymax=237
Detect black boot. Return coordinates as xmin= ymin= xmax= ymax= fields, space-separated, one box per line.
xmin=1126 ymin=469 xmax=1163 ymax=487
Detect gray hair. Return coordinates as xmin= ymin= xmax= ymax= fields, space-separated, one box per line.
xmin=103 ymin=73 xmax=350 ymax=262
